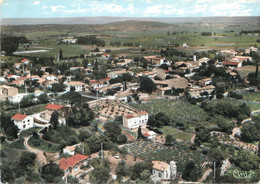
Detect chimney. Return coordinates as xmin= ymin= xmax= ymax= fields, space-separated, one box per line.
xmin=193 ymin=55 xmax=197 ymax=62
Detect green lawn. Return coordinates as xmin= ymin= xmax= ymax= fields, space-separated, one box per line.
xmin=246 ymin=103 xmax=260 ymax=111
xmin=160 ymin=126 xmax=193 ymax=142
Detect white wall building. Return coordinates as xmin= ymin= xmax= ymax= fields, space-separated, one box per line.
xmin=123 ymin=111 xmax=148 ymax=129
xmin=8 ymin=93 xmax=29 ymax=103
xmin=63 ymin=144 xmax=80 ymax=155
xmin=152 ymin=161 xmax=177 ymax=181
xmin=11 ymin=113 xmax=34 ymax=131
xmin=66 ymin=81 xmax=86 ymax=92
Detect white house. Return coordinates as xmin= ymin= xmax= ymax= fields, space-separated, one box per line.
xmin=66 ymin=81 xmax=86 ymax=92
xmin=11 ymin=113 xmax=34 ymax=131
xmin=152 ymin=161 xmax=177 ymax=181
xmin=7 ymin=75 xmax=20 ymax=80
xmin=63 ymin=144 xmax=80 ymax=155
xmin=45 ymin=75 xmax=58 ymax=81
xmin=8 ymin=93 xmax=29 ymax=103
xmin=123 ymin=111 xmax=149 ymax=129
xmin=143 ymin=131 xmax=157 ymax=139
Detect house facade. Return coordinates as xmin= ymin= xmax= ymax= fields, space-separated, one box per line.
xmin=59 ymin=154 xmax=89 ymax=179
xmin=123 ymin=111 xmax=149 ymax=129
xmin=152 ymin=161 xmax=177 ymax=181
xmin=11 ymin=113 xmax=34 ymax=131
xmin=66 ymin=81 xmax=86 ymax=92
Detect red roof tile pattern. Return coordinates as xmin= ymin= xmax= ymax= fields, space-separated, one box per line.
xmin=59 ymin=154 xmax=89 ymax=171
xmin=45 ymin=104 xmax=64 ymax=110
xmin=222 ymin=61 xmax=240 ymax=66
xmin=21 ymin=58 xmax=28 ymax=63
xmin=11 ymin=113 xmax=28 ymax=121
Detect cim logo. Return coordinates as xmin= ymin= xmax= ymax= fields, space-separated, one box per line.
xmin=226 ymin=169 xmax=255 ymax=180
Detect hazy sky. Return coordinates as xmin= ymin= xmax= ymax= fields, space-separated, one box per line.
xmin=1 ymin=0 xmax=260 ymax=18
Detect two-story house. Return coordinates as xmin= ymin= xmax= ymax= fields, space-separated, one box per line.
xmin=11 ymin=113 xmax=34 ymax=131
xmin=59 ymin=154 xmax=89 ymax=179
xmin=123 ymin=111 xmax=149 ymax=129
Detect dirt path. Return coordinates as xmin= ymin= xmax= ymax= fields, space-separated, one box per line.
xmin=24 ymin=135 xmax=47 ymax=165
xmin=199 ymin=168 xmax=212 ymax=182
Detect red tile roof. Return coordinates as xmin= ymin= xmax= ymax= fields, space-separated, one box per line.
xmin=21 ymin=58 xmax=28 ymax=63
xmin=59 ymin=154 xmax=89 ymax=171
xmin=143 ymin=132 xmax=150 ymax=137
xmin=222 ymin=61 xmax=240 ymax=66
xmin=45 ymin=104 xmax=64 ymax=110
xmin=125 ymin=114 xmax=135 ymax=119
xmin=11 ymin=113 xmax=28 ymax=121
xmin=7 ymin=75 xmax=14 ymax=78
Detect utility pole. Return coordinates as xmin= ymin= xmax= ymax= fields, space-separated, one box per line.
xmin=213 ymin=161 xmax=216 ymax=182
xmin=25 ymin=82 xmax=27 ymax=93
xmin=18 ymin=102 xmax=21 ymax=113
xmin=101 ymin=143 xmax=103 ymax=161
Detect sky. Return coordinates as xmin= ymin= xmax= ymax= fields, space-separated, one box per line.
xmin=1 ymin=0 xmax=260 ymax=18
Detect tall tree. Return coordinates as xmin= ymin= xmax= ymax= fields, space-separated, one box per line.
xmin=50 ymin=111 xmax=59 ymax=130
xmin=59 ymin=49 xmax=63 ymax=59
xmin=139 ymin=76 xmax=156 ymax=93
xmin=41 ymin=161 xmax=63 ymax=183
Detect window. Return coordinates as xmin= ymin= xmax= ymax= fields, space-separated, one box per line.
xmin=23 ymin=121 xmax=25 ymax=123
xmin=75 ymin=166 xmax=78 ymax=171
xmin=166 ymin=173 xmax=168 ymax=178
xmin=159 ymin=173 xmax=162 ymax=178
xmin=23 ymin=125 xmax=26 ymax=128
xmin=28 ymin=119 xmax=30 ymax=122
xmin=66 ymin=169 xmax=69 ymax=173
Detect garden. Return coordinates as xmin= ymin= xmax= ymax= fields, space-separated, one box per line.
xmin=123 ymin=140 xmax=210 ymax=172
xmin=132 ymin=100 xmax=210 ymax=130
xmin=160 ymin=126 xmax=194 ymax=142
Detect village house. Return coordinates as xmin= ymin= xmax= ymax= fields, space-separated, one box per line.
xmin=245 ymin=46 xmax=258 ymax=54
xmin=89 ymin=78 xmax=110 ymax=91
xmin=143 ymin=56 xmax=165 ymax=66
xmin=154 ymin=68 xmax=169 ymax=80
xmin=137 ymin=71 xmax=156 ymax=78
xmin=143 ymin=131 xmax=157 ymax=139
xmin=123 ymin=111 xmax=149 ymax=129
xmin=188 ymin=85 xmax=215 ymax=99
xmin=11 ymin=113 xmax=34 ymax=131
xmin=108 ymin=69 xmax=134 ymax=79
xmin=61 ymin=37 xmax=78 ymax=44
xmin=154 ymin=77 xmax=189 ymax=96
xmin=63 ymin=144 xmax=80 ymax=155
xmin=7 ymin=74 xmax=20 ymax=81
xmin=222 ymin=60 xmax=242 ymax=68
xmin=8 ymin=93 xmax=30 ymax=103
xmin=152 ymin=161 xmax=177 ymax=181
xmin=0 ymin=85 xmax=18 ymax=96
xmin=42 ymin=104 xmax=68 ymax=124
xmin=70 ymin=67 xmax=84 ymax=71
xmin=66 ymin=81 xmax=86 ymax=92
xmin=21 ymin=58 xmax=30 ymax=65
xmin=220 ymin=49 xmax=238 ymax=57
xmin=44 ymin=74 xmax=58 ymax=81
xmin=198 ymin=78 xmax=212 ymax=87
xmin=59 ymin=154 xmax=89 ymax=179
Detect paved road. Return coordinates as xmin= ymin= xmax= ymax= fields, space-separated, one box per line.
xmin=24 ymin=135 xmax=47 ymax=165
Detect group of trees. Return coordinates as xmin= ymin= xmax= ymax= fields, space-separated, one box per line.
xmin=1 ymin=113 xmax=19 ymax=140
xmin=160 ymin=47 xmax=186 ymax=57
xmin=139 ymin=76 xmax=156 ymax=93
xmin=77 ymin=36 xmax=105 ymax=47
xmin=201 ymin=100 xmax=251 ymax=123
xmin=241 ymin=115 xmax=260 ymax=143
xmin=1 ymin=35 xmax=29 ymax=55
xmin=147 ymin=112 xmax=171 ymax=128
xmin=104 ymin=121 xmax=127 ymax=144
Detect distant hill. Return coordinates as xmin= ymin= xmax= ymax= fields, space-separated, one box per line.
xmin=2 ymin=16 xmax=260 ymax=25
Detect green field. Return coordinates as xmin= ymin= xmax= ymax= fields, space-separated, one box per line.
xmin=160 ymin=126 xmax=193 ymax=142
xmin=132 ymin=100 xmax=211 ymax=130
xmin=243 ymin=92 xmax=260 ymax=102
